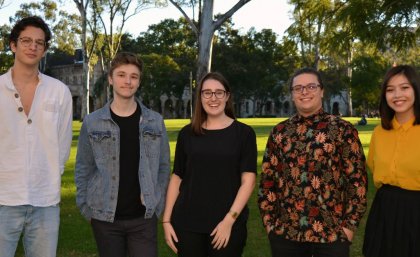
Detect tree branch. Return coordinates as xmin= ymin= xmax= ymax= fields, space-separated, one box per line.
xmin=169 ymin=0 xmax=199 ymax=36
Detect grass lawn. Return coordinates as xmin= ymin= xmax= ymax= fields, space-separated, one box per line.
xmin=15 ymin=117 xmax=380 ymax=257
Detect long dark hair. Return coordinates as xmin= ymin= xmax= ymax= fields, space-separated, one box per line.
xmin=191 ymin=72 xmax=235 ymax=135
xmin=379 ymin=65 xmax=420 ymax=130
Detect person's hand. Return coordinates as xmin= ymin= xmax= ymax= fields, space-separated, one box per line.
xmin=266 ymin=225 xmax=271 ymax=234
xmin=342 ymin=227 xmax=354 ymax=242
xmin=163 ymin=222 xmax=178 ymax=253
xmin=210 ymin=217 xmax=235 ymax=250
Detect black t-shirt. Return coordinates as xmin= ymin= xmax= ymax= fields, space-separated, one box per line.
xmin=110 ymin=104 xmax=146 ymax=219
xmin=172 ymin=120 xmax=257 ymax=233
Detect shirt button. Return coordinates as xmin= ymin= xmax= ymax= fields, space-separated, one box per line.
xmin=111 ymin=196 xmax=114 ymax=200
xmin=112 ymin=156 xmax=116 ymax=160
xmin=112 ymin=176 xmax=116 ymax=180
xmin=113 ymin=137 xmax=116 ymax=141
xmin=18 ymin=107 xmax=24 ymax=112
xmin=27 ymin=119 xmax=32 ymax=124
xmin=15 ymin=93 xmax=19 ymax=98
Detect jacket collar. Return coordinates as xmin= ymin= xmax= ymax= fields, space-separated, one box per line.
xmin=96 ymin=98 xmax=153 ymax=122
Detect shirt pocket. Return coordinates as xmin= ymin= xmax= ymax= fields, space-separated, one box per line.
xmin=88 ymin=131 xmax=113 ymax=160
xmin=142 ymin=129 xmax=162 ymax=158
xmin=42 ymin=100 xmax=59 ymax=124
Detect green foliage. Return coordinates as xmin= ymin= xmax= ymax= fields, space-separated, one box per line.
xmin=351 ymin=55 xmax=387 ymax=112
xmin=141 ymin=53 xmax=181 ymax=105
xmin=8 ymin=0 xmax=80 ymax=55
xmin=337 ymin=0 xmax=419 ymax=51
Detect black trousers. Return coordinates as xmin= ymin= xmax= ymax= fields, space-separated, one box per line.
xmin=269 ymin=232 xmax=350 ymax=257
xmin=91 ymin=215 xmax=157 ymax=257
xmin=174 ymin=224 xmax=247 ymax=257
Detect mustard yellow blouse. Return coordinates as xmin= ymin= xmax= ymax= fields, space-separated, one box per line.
xmin=367 ymin=117 xmax=420 ymax=190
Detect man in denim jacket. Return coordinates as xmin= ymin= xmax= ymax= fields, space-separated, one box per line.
xmin=75 ymin=52 xmax=170 ymax=257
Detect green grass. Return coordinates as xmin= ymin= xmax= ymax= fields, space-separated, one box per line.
xmin=15 ymin=118 xmax=380 ymax=257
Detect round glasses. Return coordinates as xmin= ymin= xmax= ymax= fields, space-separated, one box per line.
xmin=291 ymin=83 xmax=319 ymax=94
xmin=18 ymin=37 xmax=46 ymax=49
xmin=201 ymin=89 xmax=227 ymax=99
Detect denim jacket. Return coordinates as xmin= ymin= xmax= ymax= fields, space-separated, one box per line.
xmin=75 ymin=99 xmax=170 ymax=222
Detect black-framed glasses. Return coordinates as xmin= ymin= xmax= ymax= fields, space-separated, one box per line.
xmin=18 ymin=37 xmax=46 ymax=49
xmin=201 ymin=89 xmax=227 ymax=99
xmin=291 ymin=83 xmax=319 ymax=94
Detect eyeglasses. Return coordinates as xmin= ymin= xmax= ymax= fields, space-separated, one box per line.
xmin=291 ymin=83 xmax=319 ymax=93
xmin=201 ymin=89 xmax=227 ymax=99
xmin=18 ymin=37 xmax=46 ymax=49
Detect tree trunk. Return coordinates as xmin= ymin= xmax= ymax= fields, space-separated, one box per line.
xmin=196 ymin=0 xmax=214 ymax=82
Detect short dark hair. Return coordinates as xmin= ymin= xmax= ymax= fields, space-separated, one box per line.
xmin=109 ymin=52 xmax=144 ymax=79
xmin=9 ymin=16 xmax=52 ymax=49
xmin=379 ymin=65 xmax=420 ymax=130
xmin=191 ymin=72 xmax=235 ymax=135
xmin=289 ymin=67 xmax=324 ymax=91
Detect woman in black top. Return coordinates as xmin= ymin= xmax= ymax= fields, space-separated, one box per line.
xmin=163 ymin=72 xmax=257 ymax=257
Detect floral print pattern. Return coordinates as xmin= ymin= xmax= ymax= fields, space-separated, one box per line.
xmin=258 ymin=109 xmax=367 ymax=243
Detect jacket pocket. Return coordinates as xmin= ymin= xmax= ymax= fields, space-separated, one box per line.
xmin=142 ymin=130 xmax=162 ymax=158
xmin=88 ymin=131 xmax=113 ymax=160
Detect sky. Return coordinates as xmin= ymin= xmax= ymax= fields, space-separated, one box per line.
xmin=0 ymin=0 xmax=294 ymax=37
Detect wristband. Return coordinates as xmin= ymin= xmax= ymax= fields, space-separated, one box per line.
xmin=229 ymin=210 xmax=238 ymax=220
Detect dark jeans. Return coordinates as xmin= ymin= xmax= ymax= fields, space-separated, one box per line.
xmin=91 ymin=215 xmax=157 ymax=257
xmin=269 ymin=232 xmax=350 ymax=257
xmin=174 ymin=224 xmax=247 ymax=257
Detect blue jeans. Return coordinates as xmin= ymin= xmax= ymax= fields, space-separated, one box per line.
xmin=0 ymin=204 xmax=60 ymax=257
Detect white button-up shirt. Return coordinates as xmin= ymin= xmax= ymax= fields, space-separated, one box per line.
xmin=0 ymin=69 xmax=72 ymax=207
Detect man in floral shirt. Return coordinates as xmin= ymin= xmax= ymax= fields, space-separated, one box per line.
xmin=258 ymin=68 xmax=367 ymax=257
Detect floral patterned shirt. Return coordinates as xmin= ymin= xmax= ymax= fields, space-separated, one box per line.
xmin=258 ymin=109 xmax=367 ymax=243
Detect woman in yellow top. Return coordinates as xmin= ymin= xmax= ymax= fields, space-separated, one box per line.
xmin=363 ymin=65 xmax=420 ymax=257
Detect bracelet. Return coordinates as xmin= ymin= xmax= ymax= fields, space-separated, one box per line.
xmin=229 ymin=210 xmax=238 ymax=220
xmin=162 ymin=221 xmax=171 ymax=224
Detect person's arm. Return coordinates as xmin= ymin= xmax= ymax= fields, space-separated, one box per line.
xmin=366 ymin=130 xmax=376 ymax=173
xmin=211 ymin=172 xmax=256 ymax=249
xmin=341 ymin=125 xmax=368 ymax=241
xmin=211 ymin=125 xmax=257 ymax=249
xmin=58 ymin=87 xmax=73 ymax=174
xmin=162 ymin=128 xmax=186 ymax=253
xmin=74 ymin=120 xmax=94 ymax=220
xmin=156 ymin=118 xmax=171 ymax=217
xmin=258 ymin=129 xmax=279 ymax=234
xmin=162 ymin=174 xmax=182 ymax=253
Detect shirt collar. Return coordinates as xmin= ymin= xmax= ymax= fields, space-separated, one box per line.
xmin=5 ymin=68 xmax=42 ymax=90
xmin=293 ymin=108 xmax=325 ymax=123
xmin=392 ymin=116 xmax=415 ymax=131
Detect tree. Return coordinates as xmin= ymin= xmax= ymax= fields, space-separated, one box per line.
xmin=0 ymin=24 xmax=13 ymax=74
xmin=169 ymin=0 xmax=253 ymax=81
xmin=141 ymin=53 xmax=181 ymax=110
xmin=8 ymin=0 xmax=81 ymax=62
xmin=91 ymin=0 xmax=165 ymax=103
xmin=135 ymin=17 xmax=196 ymax=97
xmin=72 ymin=0 xmax=101 ymax=119
xmin=337 ymin=0 xmax=419 ymax=51
xmin=213 ymin=26 xmax=294 ymax=117
xmin=351 ymin=55 xmax=387 ymax=115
